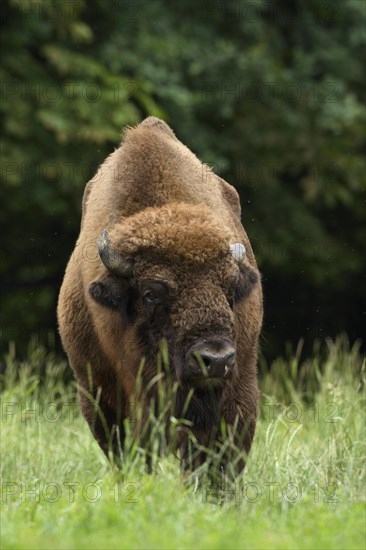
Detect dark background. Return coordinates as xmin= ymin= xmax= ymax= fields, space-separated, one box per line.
xmin=1 ymin=0 xmax=365 ymax=361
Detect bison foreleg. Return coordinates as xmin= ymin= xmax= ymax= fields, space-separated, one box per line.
xmin=78 ymin=387 xmax=126 ymax=462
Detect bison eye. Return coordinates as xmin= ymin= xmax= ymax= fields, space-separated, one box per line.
xmin=141 ymin=280 xmax=170 ymax=311
xmin=143 ymin=289 xmax=159 ymax=303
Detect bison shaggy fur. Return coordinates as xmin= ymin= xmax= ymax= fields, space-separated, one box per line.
xmin=57 ymin=117 xmax=263 ymax=474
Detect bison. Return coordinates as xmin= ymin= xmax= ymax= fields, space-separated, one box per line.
xmin=57 ymin=116 xmax=263 ymax=474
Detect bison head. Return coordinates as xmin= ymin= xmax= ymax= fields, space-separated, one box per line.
xmin=89 ymin=203 xmax=259 ymax=393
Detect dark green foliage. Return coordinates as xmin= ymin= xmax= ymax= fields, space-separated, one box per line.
xmin=1 ymin=0 xmax=365 ymax=357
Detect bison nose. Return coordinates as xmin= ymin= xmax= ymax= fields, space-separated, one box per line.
xmin=186 ymin=342 xmax=236 ymax=381
xmin=196 ymin=350 xmax=236 ymax=376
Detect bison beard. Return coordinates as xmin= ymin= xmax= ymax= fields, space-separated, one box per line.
xmin=175 ymin=386 xmax=222 ymax=432
xmin=137 ymin=320 xmax=223 ymax=432
xmin=57 ymin=116 xmax=263 ymax=477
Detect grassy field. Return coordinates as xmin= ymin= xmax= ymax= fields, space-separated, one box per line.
xmin=1 ymin=337 xmax=365 ymax=550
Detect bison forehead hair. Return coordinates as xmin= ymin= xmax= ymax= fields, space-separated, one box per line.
xmin=92 ymin=200 xmax=260 ymax=338
xmin=108 ymin=202 xmax=235 ymax=265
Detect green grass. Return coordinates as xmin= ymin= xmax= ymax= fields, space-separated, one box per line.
xmin=1 ymin=337 xmax=365 ymax=550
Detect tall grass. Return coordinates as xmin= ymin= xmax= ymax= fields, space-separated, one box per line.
xmin=1 ymin=336 xmax=365 ymax=549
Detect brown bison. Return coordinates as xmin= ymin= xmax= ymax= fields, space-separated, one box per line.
xmin=57 ymin=117 xmax=263 ymax=474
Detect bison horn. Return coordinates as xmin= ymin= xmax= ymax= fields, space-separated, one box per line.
xmin=97 ymin=229 xmax=134 ymax=277
xmin=230 ymin=242 xmax=246 ymax=263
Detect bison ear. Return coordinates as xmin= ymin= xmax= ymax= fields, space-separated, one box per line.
xmin=235 ymin=264 xmax=260 ymax=302
xmin=89 ymin=273 xmax=132 ymax=321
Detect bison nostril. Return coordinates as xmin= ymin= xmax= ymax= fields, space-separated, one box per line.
xmin=223 ymin=351 xmax=236 ymax=367
xmin=192 ymin=348 xmax=236 ymax=378
xmin=200 ymin=354 xmax=212 ymax=369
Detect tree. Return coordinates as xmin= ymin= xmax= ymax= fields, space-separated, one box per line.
xmin=0 ymin=0 xmax=161 ymax=351
xmin=1 ymin=0 xmax=365 ymax=358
